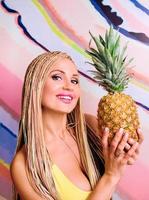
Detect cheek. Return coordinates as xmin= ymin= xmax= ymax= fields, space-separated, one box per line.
xmin=41 ymin=84 xmax=55 ymax=106
xmin=41 ymin=92 xmax=51 ymax=107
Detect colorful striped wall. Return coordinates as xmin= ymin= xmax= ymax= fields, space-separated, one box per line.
xmin=0 ymin=0 xmax=149 ymax=199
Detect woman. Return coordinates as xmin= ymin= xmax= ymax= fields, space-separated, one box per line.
xmin=10 ymin=51 xmax=143 ymax=200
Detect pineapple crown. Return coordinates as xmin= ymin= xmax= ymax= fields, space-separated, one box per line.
xmin=86 ymin=26 xmax=133 ymax=93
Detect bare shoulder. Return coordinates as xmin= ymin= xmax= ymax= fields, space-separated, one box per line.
xmin=10 ymin=146 xmax=29 ymax=198
xmin=84 ymin=113 xmax=102 ymax=136
xmin=10 ymin=146 xmax=26 ymax=177
xmin=10 ymin=146 xmax=45 ymax=200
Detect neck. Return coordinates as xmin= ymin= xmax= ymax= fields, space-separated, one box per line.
xmin=42 ymin=108 xmax=68 ymax=142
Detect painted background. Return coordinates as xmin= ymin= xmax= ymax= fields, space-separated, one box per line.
xmin=0 ymin=0 xmax=149 ymax=199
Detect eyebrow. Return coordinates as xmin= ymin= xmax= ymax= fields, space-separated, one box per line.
xmin=49 ymin=69 xmax=79 ymax=77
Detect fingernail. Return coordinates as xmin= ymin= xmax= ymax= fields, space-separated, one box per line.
xmin=125 ymin=143 xmax=130 ymax=150
xmin=104 ymin=127 xmax=109 ymax=132
xmin=129 ymin=138 xmax=134 ymax=143
xmin=125 ymin=132 xmax=128 ymax=138
xmin=119 ymin=128 xmax=123 ymax=134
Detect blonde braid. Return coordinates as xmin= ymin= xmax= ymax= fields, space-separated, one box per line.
xmin=14 ymin=51 xmax=101 ymax=200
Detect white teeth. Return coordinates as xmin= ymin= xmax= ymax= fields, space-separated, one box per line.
xmin=58 ymin=96 xmax=72 ymax=100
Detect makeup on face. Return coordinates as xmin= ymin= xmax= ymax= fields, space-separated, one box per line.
xmin=41 ymin=59 xmax=80 ymax=114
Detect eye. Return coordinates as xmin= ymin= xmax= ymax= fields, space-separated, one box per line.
xmin=71 ymin=79 xmax=79 ymax=84
xmin=51 ymin=75 xmax=62 ymax=81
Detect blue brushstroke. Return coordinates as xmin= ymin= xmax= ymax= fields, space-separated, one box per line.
xmin=90 ymin=0 xmax=123 ymax=26
xmin=90 ymin=1 xmax=137 ymax=39
xmin=130 ymin=0 xmax=149 ymax=16
xmin=1 ymin=0 xmax=49 ymax=52
xmin=0 ymin=123 xmax=16 ymax=164
xmin=1 ymin=0 xmax=149 ymax=112
xmin=90 ymin=0 xmax=149 ymax=45
xmin=136 ymin=101 xmax=149 ymax=111
xmin=1 ymin=0 xmax=17 ymax=13
xmin=90 ymin=0 xmax=114 ymax=26
xmin=17 ymin=15 xmax=49 ymax=52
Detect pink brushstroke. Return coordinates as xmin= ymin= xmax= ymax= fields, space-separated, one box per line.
xmin=0 ymin=63 xmax=22 ymax=119
xmin=0 ymin=164 xmax=11 ymax=182
xmin=38 ymin=1 xmax=149 ymax=88
xmin=40 ymin=0 xmax=90 ymax=49
xmin=112 ymin=0 xmax=149 ymax=35
xmin=128 ymin=69 xmax=149 ymax=86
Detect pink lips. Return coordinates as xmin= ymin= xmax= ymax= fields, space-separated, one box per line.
xmin=56 ymin=93 xmax=75 ymax=104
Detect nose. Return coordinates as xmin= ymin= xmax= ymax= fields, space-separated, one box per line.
xmin=63 ymin=79 xmax=73 ymax=91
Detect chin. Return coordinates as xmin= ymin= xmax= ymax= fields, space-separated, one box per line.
xmin=55 ymin=105 xmax=76 ymax=114
xmin=57 ymin=108 xmax=74 ymax=114
xmin=44 ymin=102 xmax=78 ymax=114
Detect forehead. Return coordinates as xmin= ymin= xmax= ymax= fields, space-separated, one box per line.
xmin=48 ymin=58 xmax=79 ymax=74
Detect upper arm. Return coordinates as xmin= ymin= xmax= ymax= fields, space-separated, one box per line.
xmin=10 ymin=149 xmax=45 ymax=200
xmin=85 ymin=113 xmax=102 ymax=137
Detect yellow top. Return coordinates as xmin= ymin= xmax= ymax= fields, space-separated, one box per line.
xmin=51 ymin=164 xmax=91 ymax=200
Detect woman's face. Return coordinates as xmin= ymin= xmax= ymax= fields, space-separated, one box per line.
xmin=41 ymin=58 xmax=81 ymax=114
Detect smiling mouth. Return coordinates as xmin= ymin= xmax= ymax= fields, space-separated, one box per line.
xmin=56 ymin=95 xmax=74 ymax=104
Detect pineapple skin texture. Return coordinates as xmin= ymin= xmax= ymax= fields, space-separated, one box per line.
xmin=98 ymin=92 xmax=140 ymax=142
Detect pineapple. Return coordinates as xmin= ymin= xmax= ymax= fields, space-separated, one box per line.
xmin=86 ymin=26 xmax=139 ymax=142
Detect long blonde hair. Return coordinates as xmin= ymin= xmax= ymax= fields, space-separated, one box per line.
xmin=14 ymin=51 xmax=101 ymax=200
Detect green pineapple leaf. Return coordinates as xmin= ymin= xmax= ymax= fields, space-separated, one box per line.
xmin=86 ymin=26 xmax=134 ymax=93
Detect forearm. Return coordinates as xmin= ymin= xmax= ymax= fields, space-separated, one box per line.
xmin=88 ymin=174 xmax=119 ymax=200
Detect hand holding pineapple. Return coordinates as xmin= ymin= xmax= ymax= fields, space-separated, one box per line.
xmin=88 ymin=126 xmax=143 ymax=199
xmin=126 ymin=128 xmax=143 ymax=165
xmin=101 ymin=127 xmax=139 ymax=179
xmin=86 ymin=26 xmax=140 ymax=142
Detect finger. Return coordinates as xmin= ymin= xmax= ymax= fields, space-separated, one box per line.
xmin=127 ymin=137 xmax=139 ymax=154
xmin=128 ymin=138 xmax=135 ymax=146
xmin=110 ymin=128 xmax=124 ymax=154
xmin=125 ymin=142 xmax=139 ymax=160
xmin=134 ymin=143 xmax=140 ymax=154
xmin=137 ymin=128 xmax=144 ymax=144
xmin=127 ymin=157 xmax=135 ymax=165
xmin=131 ymin=152 xmax=138 ymax=160
xmin=115 ymin=132 xmax=128 ymax=157
xmin=124 ymin=143 xmax=131 ymax=152
xmin=102 ymin=127 xmax=109 ymax=156
xmin=127 ymin=152 xmax=138 ymax=165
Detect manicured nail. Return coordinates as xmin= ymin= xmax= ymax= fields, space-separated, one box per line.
xmin=125 ymin=132 xmax=128 ymax=137
xmin=129 ymin=138 xmax=134 ymax=143
xmin=119 ymin=128 xmax=123 ymax=134
xmin=105 ymin=127 xmax=109 ymax=132
xmin=125 ymin=143 xmax=130 ymax=150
